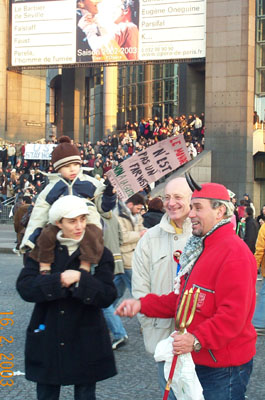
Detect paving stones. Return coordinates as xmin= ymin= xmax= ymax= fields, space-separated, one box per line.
xmin=0 ymin=251 xmax=264 ymax=400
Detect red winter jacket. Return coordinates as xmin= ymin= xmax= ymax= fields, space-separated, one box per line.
xmin=141 ymin=223 xmax=257 ymax=368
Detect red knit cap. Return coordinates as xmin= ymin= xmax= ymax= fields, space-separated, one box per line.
xmin=192 ymin=183 xmax=230 ymax=201
xmin=51 ymin=136 xmax=81 ymax=171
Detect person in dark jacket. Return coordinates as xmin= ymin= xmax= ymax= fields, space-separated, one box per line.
xmin=256 ymin=205 xmax=265 ymax=227
xmin=13 ymin=195 xmax=32 ymax=253
xmin=16 ymin=195 xmax=117 ymax=400
xmin=244 ymin=206 xmax=259 ymax=253
xmin=143 ymin=197 xmax=165 ymax=228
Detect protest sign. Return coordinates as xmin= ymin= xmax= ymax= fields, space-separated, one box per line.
xmin=106 ymin=135 xmax=190 ymax=201
xmin=25 ymin=143 xmax=57 ymax=160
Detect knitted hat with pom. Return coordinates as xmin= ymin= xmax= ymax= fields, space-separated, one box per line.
xmin=51 ymin=136 xmax=81 ymax=171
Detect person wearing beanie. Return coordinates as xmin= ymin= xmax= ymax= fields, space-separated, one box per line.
xmin=16 ymin=195 xmax=117 ymax=399
xmin=20 ymin=136 xmax=116 ymax=276
xmin=51 ymin=137 xmax=81 ymax=171
xmin=117 ymin=176 xmax=257 ymax=400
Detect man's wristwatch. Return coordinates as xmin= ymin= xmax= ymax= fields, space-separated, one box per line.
xmin=192 ymin=335 xmax=202 ymax=352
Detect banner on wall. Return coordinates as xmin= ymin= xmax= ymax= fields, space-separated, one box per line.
xmin=10 ymin=0 xmax=206 ymax=67
xmin=106 ymin=134 xmax=190 ymax=201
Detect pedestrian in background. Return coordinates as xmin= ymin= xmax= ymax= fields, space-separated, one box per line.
xmin=142 ymin=197 xmax=165 ymax=228
xmin=13 ymin=195 xmax=32 ymax=254
xmin=115 ymin=193 xmax=147 ymax=301
xmin=256 ymin=205 xmax=265 ymax=227
xmin=252 ymin=221 xmax=265 ymax=335
xmin=101 ymin=210 xmax=128 ymax=350
xmin=244 ymin=206 xmax=259 ymax=253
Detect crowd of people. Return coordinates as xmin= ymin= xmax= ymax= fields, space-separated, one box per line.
xmin=0 ymin=113 xmax=205 ymax=205
xmin=4 ymin=112 xmax=263 ymax=400
xmin=0 ymin=121 xmax=263 ymax=400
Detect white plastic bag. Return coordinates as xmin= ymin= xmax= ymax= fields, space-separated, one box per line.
xmin=154 ymin=332 xmax=204 ymax=400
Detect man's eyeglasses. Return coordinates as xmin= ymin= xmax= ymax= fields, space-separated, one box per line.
xmin=163 ymin=195 xmax=181 ymax=203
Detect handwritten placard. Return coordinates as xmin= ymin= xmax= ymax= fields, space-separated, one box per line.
xmin=25 ymin=143 xmax=57 ymax=160
xmin=106 ymin=135 xmax=190 ymax=201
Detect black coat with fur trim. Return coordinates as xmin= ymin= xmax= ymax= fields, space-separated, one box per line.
xmin=16 ymin=245 xmax=117 ymax=385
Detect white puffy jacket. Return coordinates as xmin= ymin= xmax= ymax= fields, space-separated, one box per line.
xmin=20 ymin=169 xmax=116 ymax=251
xmin=132 ymin=213 xmax=192 ymax=354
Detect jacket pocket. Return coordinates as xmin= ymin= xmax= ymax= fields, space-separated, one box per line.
xmin=153 ymin=318 xmax=173 ymax=329
xmin=193 ymin=284 xmax=215 ymax=317
xmin=25 ymin=328 xmax=45 ymax=366
xmin=139 ymin=315 xmax=173 ymax=329
xmin=151 ymin=253 xmax=168 ymax=271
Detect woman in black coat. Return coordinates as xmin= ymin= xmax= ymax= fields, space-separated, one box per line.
xmin=16 ymin=196 xmax=117 ymax=400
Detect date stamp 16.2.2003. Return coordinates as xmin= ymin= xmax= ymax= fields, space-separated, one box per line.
xmin=0 ymin=311 xmax=14 ymax=387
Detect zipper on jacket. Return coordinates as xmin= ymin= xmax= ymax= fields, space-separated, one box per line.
xmin=208 ymin=349 xmax=217 ymax=363
xmin=193 ymin=284 xmax=215 ymax=293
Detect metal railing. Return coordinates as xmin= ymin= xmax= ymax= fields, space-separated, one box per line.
xmin=0 ymin=196 xmax=15 ymax=224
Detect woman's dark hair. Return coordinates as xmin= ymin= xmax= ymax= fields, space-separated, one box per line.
xmin=245 ymin=207 xmax=253 ymax=217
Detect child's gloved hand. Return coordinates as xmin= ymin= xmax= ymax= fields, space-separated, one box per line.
xmin=104 ymin=179 xmax=115 ymax=196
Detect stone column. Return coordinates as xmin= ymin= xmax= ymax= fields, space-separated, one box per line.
xmin=73 ymin=68 xmax=86 ymax=143
xmin=103 ymin=66 xmax=118 ymax=137
xmin=61 ymin=69 xmax=75 ymax=139
xmin=144 ymin=64 xmax=152 ymax=118
xmin=205 ymin=0 xmax=255 ymax=198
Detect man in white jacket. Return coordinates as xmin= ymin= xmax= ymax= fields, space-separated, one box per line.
xmin=132 ymin=177 xmax=192 ymax=399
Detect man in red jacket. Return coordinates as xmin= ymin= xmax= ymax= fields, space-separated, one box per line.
xmin=116 ymin=178 xmax=257 ymax=400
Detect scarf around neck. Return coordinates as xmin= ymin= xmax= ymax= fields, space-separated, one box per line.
xmin=57 ymin=230 xmax=84 ymax=256
xmin=173 ymin=218 xmax=231 ymax=294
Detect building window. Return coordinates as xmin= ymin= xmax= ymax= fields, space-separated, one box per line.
xmin=153 ymin=64 xmax=163 ymax=80
xmin=257 ymin=69 xmax=265 ymax=93
xmin=257 ymin=0 xmax=265 ymax=16
xmin=165 ymin=79 xmax=174 ymax=100
xmin=257 ymin=18 xmax=265 ymax=42
xmin=257 ymin=43 xmax=265 ymax=67
xmin=152 ymin=80 xmax=162 ymax=102
xmin=84 ymin=77 xmax=89 ymax=124
xmin=256 ymin=2 xmax=265 ymax=94
xmin=152 ymin=104 xmax=163 ymax=119
xmin=117 ymin=63 xmax=179 ymax=129
xmin=137 ymin=84 xmax=144 ymax=104
xmin=118 ymin=87 xmax=125 ymax=109
xmin=131 ymin=85 xmax=136 ymax=105
xmin=138 ymin=65 xmax=144 ymax=82
xmin=164 ymin=103 xmax=175 ymax=118
xmin=164 ymin=63 xmax=175 ymax=77
xmin=138 ymin=105 xmax=144 ymax=120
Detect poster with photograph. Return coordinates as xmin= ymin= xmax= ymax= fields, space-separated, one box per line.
xmin=76 ymin=0 xmax=139 ymax=63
